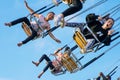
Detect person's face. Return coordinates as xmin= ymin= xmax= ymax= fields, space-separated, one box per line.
xmin=47 ymin=12 xmax=54 ymax=20
xmin=104 ymin=18 xmax=114 ymax=29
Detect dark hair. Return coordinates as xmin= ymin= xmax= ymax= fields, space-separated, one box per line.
xmin=86 ymin=13 xmax=98 ymax=23
xmin=48 ymin=11 xmax=55 ymax=15
xmin=64 ymin=46 xmax=70 ymax=52
xmin=106 ymin=17 xmax=115 ymax=30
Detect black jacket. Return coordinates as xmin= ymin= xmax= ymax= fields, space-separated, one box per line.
xmin=84 ymin=13 xmax=111 ymax=46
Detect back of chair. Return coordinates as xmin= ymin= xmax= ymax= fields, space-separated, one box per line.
xmin=22 ymin=22 xmax=32 ymax=36
xmin=21 ymin=22 xmax=42 ymax=40
xmin=73 ymin=30 xmax=87 ymax=50
xmin=62 ymin=53 xmax=78 ymax=73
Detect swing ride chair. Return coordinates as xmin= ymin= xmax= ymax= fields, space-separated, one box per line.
xmin=71 ymin=0 xmax=120 ymax=54
xmin=27 ymin=0 xmax=108 ymax=38
xmin=73 ymin=25 xmax=101 ymax=54
xmin=21 ymin=0 xmax=109 ymax=39
xmin=21 ymin=0 xmax=62 ymax=39
xmin=21 ymin=15 xmax=44 ymax=40
xmin=61 ymin=51 xmax=82 ymax=73
xmin=50 ymin=50 xmax=82 ymax=75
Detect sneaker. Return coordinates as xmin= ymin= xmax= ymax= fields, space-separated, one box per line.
xmin=17 ymin=42 xmax=23 ymax=47
xmin=4 ymin=23 xmax=12 ymax=27
xmin=54 ymin=14 xmax=63 ymax=27
xmin=60 ymin=18 xmax=65 ymax=28
xmin=32 ymin=61 xmax=39 ymax=67
xmin=80 ymin=48 xmax=86 ymax=54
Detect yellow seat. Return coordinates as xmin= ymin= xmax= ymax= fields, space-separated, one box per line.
xmin=73 ymin=30 xmax=87 ymax=51
xmin=21 ymin=22 xmax=32 ymax=36
xmin=21 ymin=22 xmax=41 ymax=40
xmin=62 ymin=53 xmax=78 ymax=73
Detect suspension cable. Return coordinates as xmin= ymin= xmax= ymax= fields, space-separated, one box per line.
xmin=111 ymin=8 xmax=120 ymax=17
xmin=113 ymin=22 xmax=120 ymax=31
xmin=27 ymin=2 xmax=53 ymax=17
xmin=81 ymin=41 xmax=120 ymax=70
xmin=103 ymin=58 xmax=120 ymax=77
xmin=38 ymin=1 xmax=62 ymax=14
xmin=101 ymin=3 xmax=120 ymax=16
xmin=66 ymin=0 xmax=108 ymax=21
xmin=115 ymin=16 xmax=120 ymax=22
xmin=27 ymin=1 xmax=62 ymax=17
xmin=43 ymin=0 xmax=108 ymax=37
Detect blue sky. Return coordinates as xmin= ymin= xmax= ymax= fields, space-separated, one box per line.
xmin=0 ymin=0 xmax=120 ymax=80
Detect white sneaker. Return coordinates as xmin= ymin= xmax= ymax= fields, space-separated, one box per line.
xmin=60 ymin=18 xmax=65 ymax=28
xmin=54 ymin=14 xmax=63 ymax=27
xmin=80 ymin=48 xmax=86 ymax=54
xmin=80 ymin=48 xmax=93 ymax=54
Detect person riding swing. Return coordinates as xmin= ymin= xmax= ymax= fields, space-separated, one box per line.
xmin=4 ymin=0 xmax=61 ymax=47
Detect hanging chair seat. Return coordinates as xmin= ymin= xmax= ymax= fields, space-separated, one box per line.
xmin=73 ymin=27 xmax=101 ymax=53
xmin=61 ymin=52 xmax=79 ymax=73
xmin=22 ymin=22 xmax=32 ymax=36
xmin=21 ymin=22 xmax=42 ymax=40
xmin=73 ymin=30 xmax=88 ymax=51
xmin=73 ymin=28 xmax=89 ymax=53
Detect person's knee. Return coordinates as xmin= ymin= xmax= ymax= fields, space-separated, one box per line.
xmin=22 ymin=17 xmax=28 ymax=20
xmin=43 ymin=54 xmax=47 ymax=57
xmin=75 ymin=5 xmax=82 ymax=11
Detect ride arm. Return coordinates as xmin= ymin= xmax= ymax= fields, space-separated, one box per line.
xmin=24 ymin=0 xmax=39 ymax=18
xmin=54 ymin=48 xmax=63 ymax=55
xmin=53 ymin=45 xmax=67 ymax=55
